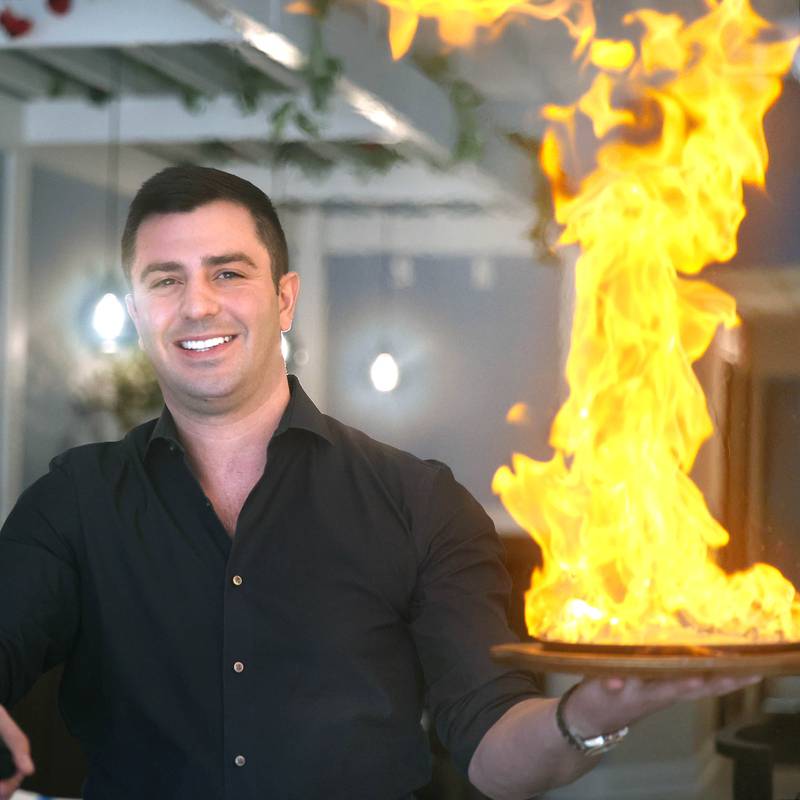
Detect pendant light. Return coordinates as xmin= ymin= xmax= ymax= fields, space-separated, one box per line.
xmin=91 ymin=52 xmax=126 ymax=353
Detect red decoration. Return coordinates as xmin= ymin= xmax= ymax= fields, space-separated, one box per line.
xmin=1 ymin=0 xmax=73 ymax=39
xmin=47 ymin=0 xmax=71 ymax=14
xmin=0 ymin=8 xmax=33 ymax=37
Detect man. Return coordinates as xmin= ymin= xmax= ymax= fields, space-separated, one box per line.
xmin=0 ymin=166 xmax=758 ymax=800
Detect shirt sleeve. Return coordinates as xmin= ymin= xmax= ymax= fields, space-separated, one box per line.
xmin=408 ymin=462 xmax=542 ymax=776
xmin=0 ymin=460 xmax=81 ymax=709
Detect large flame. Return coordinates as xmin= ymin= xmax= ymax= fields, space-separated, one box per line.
xmin=369 ymin=0 xmax=595 ymax=60
xmin=492 ymin=0 xmax=800 ymax=644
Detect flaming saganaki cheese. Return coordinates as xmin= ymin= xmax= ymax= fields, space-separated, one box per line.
xmin=491 ymin=0 xmax=800 ymax=644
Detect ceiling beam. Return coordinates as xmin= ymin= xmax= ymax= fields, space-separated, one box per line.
xmin=24 ymin=48 xmax=172 ymax=95
xmin=226 ymin=160 xmax=529 ymax=208
xmin=231 ymin=43 xmax=302 ymax=92
xmin=224 ymin=140 xmax=272 ymax=164
xmin=22 ymin=92 xmax=388 ymax=147
xmin=123 ymin=46 xmax=241 ymax=97
xmin=0 ymin=54 xmax=54 ymax=99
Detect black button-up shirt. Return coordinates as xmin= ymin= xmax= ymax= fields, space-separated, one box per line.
xmin=0 ymin=377 xmax=540 ymax=799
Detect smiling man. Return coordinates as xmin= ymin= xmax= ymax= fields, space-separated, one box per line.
xmin=0 ymin=166 xmax=759 ymax=800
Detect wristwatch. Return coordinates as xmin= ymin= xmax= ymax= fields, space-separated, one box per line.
xmin=555 ymin=682 xmax=629 ymax=756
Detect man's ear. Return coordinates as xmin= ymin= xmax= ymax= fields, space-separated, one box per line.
xmin=125 ymin=293 xmax=138 ymax=327
xmin=278 ymin=272 xmax=300 ymax=334
xmin=125 ymin=294 xmax=144 ymax=349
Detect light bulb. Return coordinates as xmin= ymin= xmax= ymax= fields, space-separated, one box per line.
xmin=92 ymin=293 xmax=125 ymax=342
xmin=370 ymin=352 xmax=400 ymax=393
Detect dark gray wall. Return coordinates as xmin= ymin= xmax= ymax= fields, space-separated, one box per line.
xmin=325 ymin=253 xmax=562 ymax=518
xmin=763 ymin=379 xmax=800 ymax=587
xmin=731 ymin=78 xmax=800 ymax=268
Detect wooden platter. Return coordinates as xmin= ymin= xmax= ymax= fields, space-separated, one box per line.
xmin=491 ymin=641 xmax=800 ymax=677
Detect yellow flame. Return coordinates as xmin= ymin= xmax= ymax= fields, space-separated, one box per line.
xmin=493 ymin=0 xmax=800 ymax=644
xmin=365 ymin=0 xmax=595 ymax=60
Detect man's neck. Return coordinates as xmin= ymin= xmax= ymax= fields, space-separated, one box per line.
xmin=165 ymin=376 xmax=291 ymax=477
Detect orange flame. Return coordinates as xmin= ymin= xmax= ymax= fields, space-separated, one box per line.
xmin=492 ymin=0 xmax=800 ymax=644
xmin=366 ymin=0 xmax=595 ymax=60
xmin=507 ymin=402 xmax=532 ymax=425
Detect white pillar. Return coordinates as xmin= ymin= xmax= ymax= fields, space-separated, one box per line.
xmin=285 ymin=205 xmax=327 ymax=410
xmin=0 ymin=147 xmax=31 ymax=520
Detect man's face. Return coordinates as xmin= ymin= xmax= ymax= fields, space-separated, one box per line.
xmin=126 ymin=200 xmax=299 ymax=415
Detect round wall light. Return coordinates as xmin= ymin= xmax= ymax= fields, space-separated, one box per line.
xmin=370 ymin=352 xmax=400 ymax=393
xmin=92 ymin=292 xmax=126 ymax=353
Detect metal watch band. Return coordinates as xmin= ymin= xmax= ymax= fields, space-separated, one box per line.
xmin=555 ymin=682 xmax=630 ymax=756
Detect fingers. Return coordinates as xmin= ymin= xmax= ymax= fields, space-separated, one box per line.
xmin=597 ymin=673 xmax=762 ymax=700
xmin=0 ymin=706 xmax=34 ymax=783
xmin=577 ymin=672 xmax=763 ymax=730
xmin=676 ymin=673 xmax=763 ymax=700
xmin=637 ymin=673 xmax=763 ymax=705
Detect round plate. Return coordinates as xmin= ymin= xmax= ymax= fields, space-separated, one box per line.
xmin=491 ymin=641 xmax=800 ymax=677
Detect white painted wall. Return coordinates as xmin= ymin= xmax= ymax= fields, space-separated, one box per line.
xmin=0 ymin=145 xmax=31 ymax=521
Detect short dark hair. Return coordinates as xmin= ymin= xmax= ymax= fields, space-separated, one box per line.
xmin=121 ymin=165 xmax=288 ymax=289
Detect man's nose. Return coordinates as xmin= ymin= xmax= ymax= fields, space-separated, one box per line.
xmin=181 ymin=276 xmax=220 ymax=319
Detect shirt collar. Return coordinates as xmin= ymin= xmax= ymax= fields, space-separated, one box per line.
xmin=275 ymin=375 xmax=333 ymax=443
xmin=145 ymin=375 xmax=332 ymax=458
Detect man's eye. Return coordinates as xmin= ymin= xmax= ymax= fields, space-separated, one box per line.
xmin=153 ymin=277 xmax=177 ymax=288
xmin=217 ymin=271 xmax=242 ymax=280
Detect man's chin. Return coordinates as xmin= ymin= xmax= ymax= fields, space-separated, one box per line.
xmin=161 ymin=380 xmax=242 ymax=413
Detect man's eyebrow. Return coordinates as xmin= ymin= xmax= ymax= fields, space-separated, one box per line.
xmin=202 ymin=252 xmax=258 ymax=269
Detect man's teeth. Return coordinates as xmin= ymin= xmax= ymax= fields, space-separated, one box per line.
xmin=180 ymin=335 xmax=232 ymax=351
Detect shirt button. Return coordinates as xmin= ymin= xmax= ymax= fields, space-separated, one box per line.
xmin=234 ymin=755 xmax=246 ymax=767
xmin=232 ymin=575 xmax=243 ymax=586
xmin=233 ymin=661 xmax=245 ymax=673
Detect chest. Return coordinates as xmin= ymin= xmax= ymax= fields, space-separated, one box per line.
xmin=84 ymin=475 xmax=419 ymax=639
xmin=201 ymin=467 xmax=265 ymax=537
xmin=189 ymin=437 xmax=274 ymax=531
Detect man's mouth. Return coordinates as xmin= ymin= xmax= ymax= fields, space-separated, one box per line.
xmin=177 ymin=335 xmax=235 ymax=352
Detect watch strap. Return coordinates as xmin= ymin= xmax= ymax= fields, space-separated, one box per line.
xmin=555 ymin=682 xmax=629 ymax=756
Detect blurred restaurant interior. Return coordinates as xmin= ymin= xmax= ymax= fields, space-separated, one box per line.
xmin=0 ymin=0 xmax=799 ymax=798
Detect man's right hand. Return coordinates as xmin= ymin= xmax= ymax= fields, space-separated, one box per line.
xmin=0 ymin=705 xmax=34 ymax=800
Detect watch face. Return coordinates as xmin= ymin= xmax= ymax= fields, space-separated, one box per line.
xmin=578 ymin=726 xmax=630 ymax=755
